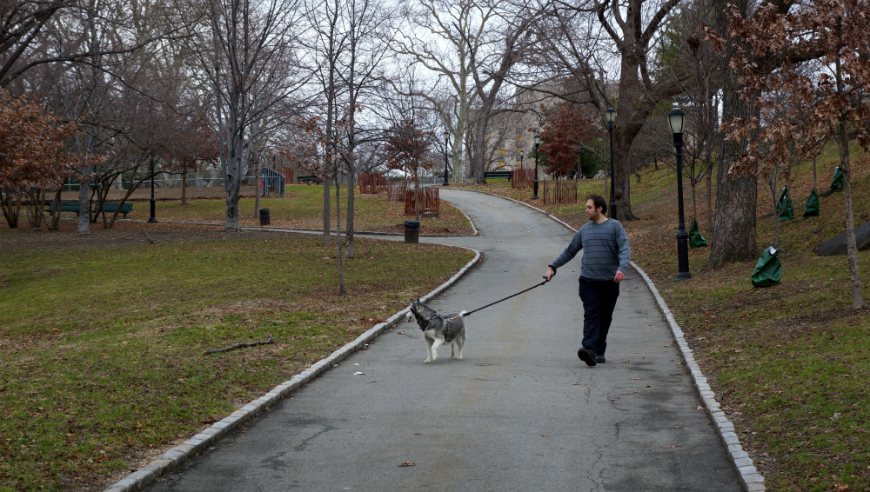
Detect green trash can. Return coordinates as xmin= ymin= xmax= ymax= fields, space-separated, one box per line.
xmin=689 ymin=219 xmax=708 ymax=248
xmin=831 ymin=166 xmax=844 ymax=191
xmin=404 ymin=220 xmax=420 ymax=243
xmin=803 ymin=189 xmax=820 ymax=218
xmin=751 ymin=246 xmax=782 ymax=288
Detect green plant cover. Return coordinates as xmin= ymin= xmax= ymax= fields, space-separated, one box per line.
xmin=751 ymin=246 xmax=782 ymax=287
xmin=689 ymin=219 xmax=708 ymax=248
xmin=803 ymin=189 xmax=820 ymax=218
xmin=831 ymin=166 xmax=844 ymax=190
xmin=776 ymin=186 xmax=794 ymax=221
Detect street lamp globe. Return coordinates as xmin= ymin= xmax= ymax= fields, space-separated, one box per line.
xmin=605 ymin=107 xmax=616 ymax=126
xmin=668 ymin=108 xmax=686 ymax=135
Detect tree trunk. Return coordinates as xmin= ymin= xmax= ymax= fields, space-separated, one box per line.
xmin=322 ymin=179 xmax=331 ymax=247
xmin=838 ymin=118 xmax=863 ymax=308
xmin=182 ymin=164 xmax=188 ymax=206
xmin=49 ymin=188 xmax=62 ymax=230
xmin=812 ymin=153 xmax=817 ymax=190
xmin=706 ymin=167 xmax=713 ymax=234
xmin=345 ymin=167 xmax=355 ymax=259
xmin=708 ymin=0 xmax=757 ymax=268
xmin=335 ymin=182 xmax=346 ymax=295
xmin=77 ymin=166 xmax=90 ymax=235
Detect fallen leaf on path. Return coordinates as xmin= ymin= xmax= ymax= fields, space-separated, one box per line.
xmin=399 ymin=461 xmax=415 ymax=467
xmin=354 ymin=372 xmax=364 ymax=375
xmin=696 ymin=405 xmax=704 ymax=410
xmin=632 ymin=378 xmax=640 ymax=380
xmin=666 ymin=445 xmax=677 ymax=448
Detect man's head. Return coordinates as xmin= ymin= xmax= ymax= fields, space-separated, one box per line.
xmin=585 ymin=195 xmax=607 ymax=221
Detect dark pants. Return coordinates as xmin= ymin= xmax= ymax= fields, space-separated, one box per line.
xmin=579 ymin=276 xmax=620 ymax=356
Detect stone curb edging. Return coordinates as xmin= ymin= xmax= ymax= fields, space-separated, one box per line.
xmin=102 ymin=248 xmax=482 ymax=492
xmin=455 ymin=187 xmax=765 ymax=492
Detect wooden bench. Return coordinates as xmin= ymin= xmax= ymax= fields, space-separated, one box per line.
xmin=484 ymin=170 xmax=512 ymax=181
xmin=297 ymin=175 xmax=318 ymax=184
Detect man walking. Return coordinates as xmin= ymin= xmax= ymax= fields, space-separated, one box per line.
xmin=545 ymin=195 xmax=631 ymax=366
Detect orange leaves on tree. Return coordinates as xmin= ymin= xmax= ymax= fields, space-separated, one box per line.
xmin=0 ymin=89 xmax=91 ymax=191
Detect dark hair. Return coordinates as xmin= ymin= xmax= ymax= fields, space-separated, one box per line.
xmin=587 ymin=194 xmax=607 ymax=214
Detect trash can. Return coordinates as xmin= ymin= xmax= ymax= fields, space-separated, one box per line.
xmin=259 ymin=208 xmax=270 ymax=226
xmin=404 ymin=220 xmax=420 ymax=243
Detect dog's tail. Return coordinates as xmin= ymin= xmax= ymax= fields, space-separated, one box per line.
xmin=459 ymin=310 xmax=469 ymax=337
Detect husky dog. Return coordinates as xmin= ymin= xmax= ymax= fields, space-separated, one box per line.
xmin=406 ymin=298 xmax=468 ymax=364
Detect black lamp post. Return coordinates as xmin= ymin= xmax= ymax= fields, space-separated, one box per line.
xmin=442 ymin=130 xmax=450 ymax=186
xmin=148 ymin=157 xmax=158 ymax=223
xmin=605 ymin=107 xmax=617 ymax=219
xmin=668 ymin=108 xmax=691 ymax=281
xmin=532 ymin=134 xmax=540 ymax=199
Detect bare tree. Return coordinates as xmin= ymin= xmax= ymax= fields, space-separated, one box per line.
xmin=193 ymin=0 xmax=306 ymax=232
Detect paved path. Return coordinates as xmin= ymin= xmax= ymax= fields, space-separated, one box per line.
xmin=148 ymin=189 xmax=741 ymax=492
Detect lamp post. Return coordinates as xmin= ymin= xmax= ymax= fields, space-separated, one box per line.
xmin=532 ymin=134 xmax=540 ymax=199
xmin=442 ymin=130 xmax=450 ymax=186
xmin=605 ymin=108 xmax=617 ymax=219
xmin=148 ymin=157 xmax=158 ymax=223
xmin=668 ymin=108 xmax=691 ymax=281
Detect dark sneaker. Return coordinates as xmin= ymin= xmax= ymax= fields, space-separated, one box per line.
xmin=577 ymin=347 xmax=597 ymax=366
xmin=595 ymin=355 xmax=606 ymax=363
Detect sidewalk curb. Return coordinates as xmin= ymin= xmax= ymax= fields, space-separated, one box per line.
xmin=102 ymin=248 xmax=482 ymax=492
xmin=455 ymin=187 xmax=765 ymax=492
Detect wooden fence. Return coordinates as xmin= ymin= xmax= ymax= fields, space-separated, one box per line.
xmin=511 ymin=169 xmax=536 ymax=189
xmin=386 ymin=180 xmax=408 ymax=201
xmin=359 ymin=173 xmax=387 ymax=194
xmin=279 ymin=168 xmax=295 ymax=183
xmin=542 ymin=179 xmax=578 ymax=205
xmin=405 ymin=187 xmax=440 ymax=215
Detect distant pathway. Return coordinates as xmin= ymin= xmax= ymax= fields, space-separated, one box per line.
xmin=148 ymin=189 xmax=742 ymax=491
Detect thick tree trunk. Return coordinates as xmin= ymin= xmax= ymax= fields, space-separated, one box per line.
xmin=77 ymin=166 xmax=90 ymax=235
xmin=708 ymin=0 xmax=757 ymax=268
xmin=706 ymin=168 xmax=713 ymax=233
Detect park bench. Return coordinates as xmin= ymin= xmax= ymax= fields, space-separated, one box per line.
xmin=95 ymin=202 xmax=133 ymax=219
xmin=297 ymin=175 xmax=318 ymax=184
xmin=45 ymin=201 xmax=81 ymax=214
xmin=45 ymin=201 xmax=133 ymax=218
xmin=484 ymin=170 xmax=512 ymax=181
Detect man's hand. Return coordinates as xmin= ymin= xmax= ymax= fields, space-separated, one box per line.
xmin=545 ymin=267 xmax=556 ymax=282
xmin=614 ymin=271 xmax=625 ymax=283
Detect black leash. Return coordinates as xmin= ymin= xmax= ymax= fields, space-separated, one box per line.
xmin=463 ymin=277 xmax=550 ymax=317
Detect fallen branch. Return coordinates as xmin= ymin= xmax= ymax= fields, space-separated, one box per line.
xmin=204 ymin=334 xmax=274 ymax=355
xmin=145 ymin=232 xmax=157 ymax=244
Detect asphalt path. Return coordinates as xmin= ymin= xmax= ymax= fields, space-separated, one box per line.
xmin=148 ymin=189 xmax=742 ymax=492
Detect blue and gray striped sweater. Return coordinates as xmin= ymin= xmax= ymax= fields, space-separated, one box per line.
xmin=549 ymin=219 xmax=631 ymax=280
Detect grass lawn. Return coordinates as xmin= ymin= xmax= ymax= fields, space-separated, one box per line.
xmin=465 ymin=144 xmax=870 ymax=492
xmin=0 ymin=233 xmax=475 ymax=491
xmin=123 ymin=184 xmax=473 ymax=235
